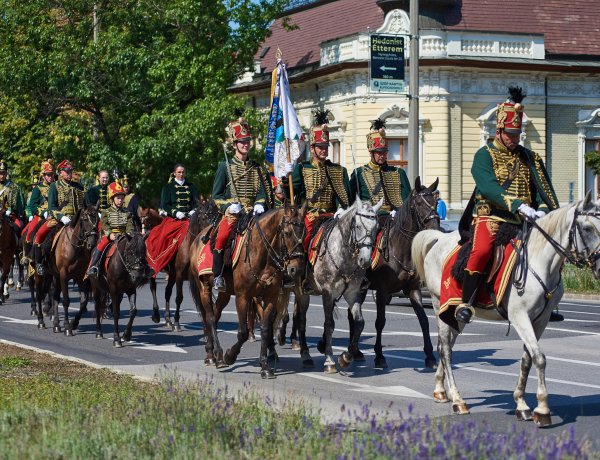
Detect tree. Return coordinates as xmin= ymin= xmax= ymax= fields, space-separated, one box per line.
xmin=0 ymin=0 xmax=285 ymax=200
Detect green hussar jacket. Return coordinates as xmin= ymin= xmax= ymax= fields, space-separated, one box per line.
xmin=212 ymin=156 xmax=269 ymax=213
xmin=284 ymin=159 xmax=351 ymax=213
xmin=86 ymin=184 xmax=110 ymax=211
xmin=160 ymin=180 xmax=198 ymax=217
xmin=471 ymin=139 xmax=559 ymax=224
xmin=350 ymin=161 xmax=412 ymax=214
xmin=48 ymin=179 xmax=86 ymax=220
xmin=0 ymin=180 xmax=25 ymax=218
xmin=101 ymin=205 xmax=134 ymax=236
xmin=26 ymin=182 xmax=51 ymax=218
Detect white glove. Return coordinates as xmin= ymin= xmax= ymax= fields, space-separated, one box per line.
xmin=253 ymin=204 xmax=265 ymax=215
xmin=29 ymin=215 xmax=34 ymax=222
xmin=390 ymin=210 xmax=397 ymax=218
xmin=43 ymin=211 xmax=48 ymax=219
xmin=5 ymin=210 xmax=11 ymax=216
xmin=159 ymin=209 xmax=167 ymax=217
xmin=188 ymin=209 xmax=196 ymax=216
xmin=228 ymin=203 xmax=242 ymax=215
xmin=283 ymin=163 xmax=293 ymax=177
xmin=535 ymin=210 xmax=546 ymax=219
xmin=60 ymin=216 xmax=71 ymax=225
xmin=98 ymin=212 xmax=102 ymax=219
xmin=518 ymin=203 xmax=537 ymax=220
xmin=175 ymin=211 xmax=185 ymax=220
xmin=334 ymin=208 xmax=345 ymax=219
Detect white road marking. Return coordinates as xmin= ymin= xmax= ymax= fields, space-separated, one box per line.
xmin=125 ymin=340 xmax=187 ymax=354
xmin=298 ymin=373 xmax=429 ymax=399
xmin=308 ymin=325 xmax=483 ymax=337
xmin=0 ymin=315 xmax=38 ymax=325
xmin=547 ymin=356 xmax=600 ymax=367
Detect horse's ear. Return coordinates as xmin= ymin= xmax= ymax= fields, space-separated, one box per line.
xmin=373 ymin=197 xmax=384 ymax=212
xmin=414 ymin=176 xmax=422 ymax=191
xmin=583 ymin=190 xmax=593 ymax=208
xmin=430 ymin=177 xmax=439 ymax=192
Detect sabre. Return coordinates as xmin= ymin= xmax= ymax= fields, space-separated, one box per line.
xmin=349 ymin=144 xmax=360 ymax=200
xmin=222 ymin=143 xmax=239 ymax=204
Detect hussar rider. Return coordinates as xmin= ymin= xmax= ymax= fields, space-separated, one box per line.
xmin=211 ymin=117 xmax=270 ymax=292
xmin=454 ymin=86 xmax=559 ymax=326
xmin=24 ymin=160 xmax=56 ymax=261
xmin=87 ymin=181 xmax=135 ymax=278
xmin=0 ymin=160 xmax=26 ymax=234
xmin=281 ymin=109 xmax=351 ymax=293
xmin=350 ymin=118 xmax=412 ymax=220
xmin=31 ymin=159 xmax=86 ymax=275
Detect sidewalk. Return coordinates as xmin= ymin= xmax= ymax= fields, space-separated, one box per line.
xmin=562 ymin=292 xmax=600 ymax=302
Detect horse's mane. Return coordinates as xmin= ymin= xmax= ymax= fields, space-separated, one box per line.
xmin=393 ymin=193 xmax=413 ymax=231
xmin=528 ymin=204 xmax=573 ymax=255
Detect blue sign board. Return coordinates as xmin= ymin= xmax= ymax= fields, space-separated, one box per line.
xmin=370 ymin=34 xmax=406 ymax=93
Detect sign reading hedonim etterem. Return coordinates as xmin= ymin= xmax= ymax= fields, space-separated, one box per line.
xmin=370 ymin=34 xmax=405 ymax=93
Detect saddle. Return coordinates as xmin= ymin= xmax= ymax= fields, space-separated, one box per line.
xmin=370 ymin=215 xmax=392 ymax=270
xmin=209 ymin=212 xmax=253 ymax=268
xmin=307 ymin=217 xmax=336 ymax=266
xmin=102 ymin=243 xmax=118 ymax=274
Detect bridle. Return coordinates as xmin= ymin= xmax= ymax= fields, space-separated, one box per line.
xmin=115 ymin=234 xmax=146 ymax=281
xmin=347 ymin=210 xmax=378 ymax=255
xmin=70 ymin=209 xmax=99 ymax=250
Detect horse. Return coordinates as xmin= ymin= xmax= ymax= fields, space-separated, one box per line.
xmin=189 ymin=201 xmax=308 ymax=378
xmin=91 ymin=232 xmax=150 ymax=347
xmin=293 ymin=197 xmax=382 ymax=373
xmin=411 ymin=192 xmax=600 ymax=427
xmin=138 ymin=206 xmax=163 ymax=234
xmin=0 ymin=200 xmax=19 ymax=305
xmin=351 ymin=177 xmax=440 ymax=369
xmin=49 ymin=204 xmax=99 ymax=335
xmin=147 ymin=199 xmax=220 ymax=330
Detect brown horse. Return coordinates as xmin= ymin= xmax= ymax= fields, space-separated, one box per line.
xmin=0 ymin=199 xmax=18 ymax=305
xmin=91 ymin=232 xmax=150 ymax=346
xmin=147 ymin=199 xmax=220 ymax=330
xmin=138 ymin=206 xmax=163 ymax=234
xmin=189 ymin=201 xmax=307 ymax=378
xmin=50 ymin=204 xmax=99 ymax=334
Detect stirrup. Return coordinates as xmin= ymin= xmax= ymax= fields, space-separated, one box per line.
xmin=87 ymin=266 xmax=99 ymax=278
xmin=213 ymin=276 xmax=226 ymax=292
xmin=455 ymin=304 xmax=474 ymax=324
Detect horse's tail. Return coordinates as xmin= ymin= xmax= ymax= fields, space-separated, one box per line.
xmin=188 ymin=266 xmax=202 ymax=313
xmin=411 ymin=229 xmax=441 ymax=282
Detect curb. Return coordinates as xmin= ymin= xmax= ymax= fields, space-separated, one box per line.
xmin=562 ymin=293 xmax=600 ymax=301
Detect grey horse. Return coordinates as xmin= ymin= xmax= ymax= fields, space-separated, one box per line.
xmin=294 ymin=196 xmax=382 ymax=373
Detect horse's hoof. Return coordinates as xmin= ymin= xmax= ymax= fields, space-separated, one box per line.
xmin=151 ymin=311 xmax=160 ymax=324
xmin=338 ymin=352 xmax=353 ymax=369
xmin=533 ymin=411 xmax=552 ymax=428
xmin=433 ymin=391 xmax=449 ymax=403
xmin=515 ymin=409 xmax=533 ymax=421
xmin=113 ymin=340 xmax=123 ymax=348
xmin=302 ymin=358 xmax=315 ymax=368
xmin=248 ymin=335 xmax=256 ymax=343
xmin=452 ymin=402 xmax=470 ymax=415
xmin=165 ymin=322 xmax=174 ymax=331
xmin=317 ymin=339 xmax=325 ymax=355
xmin=261 ymin=369 xmax=276 ymax=379
xmin=70 ymin=321 xmax=79 ymax=330
xmin=53 ymin=326 xmax=61 ymax=333
xmin=223 ymin=351 xmax=236 ymax=366
xmin=324 ymin=363 xmax=337 ymax=374
xmin=64 ymin=329 xmax=74 ymax=337
xmin=204 ymin=357 xmax=216 ymax=366
xmin=425 ymin=357 xmax=437 ymax=369
xmin=96 ymin=333 xmax=103 ymax=339
xmin=277 ymin=335 xmax=286 ymax=347
xmin=291 ymin=339 xmax=301 ymax=351
xmin=215 ymin=360 xmax=228 ymax=369
xmin=352 ymin=350 xmax=366 ymax=362
xmin=123 ymin=333 xmax=132 ymax=342
xmin=38 ymin=323 xmax=46 ymax=330
xmin=374 ymin=356 xmax=388 ymax=369
xmin=174 ymin=325 xmax=182 ymax=333
xmin=7 ymin=280 xmax=14 ymax=287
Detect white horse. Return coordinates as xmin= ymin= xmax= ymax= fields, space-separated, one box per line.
xmin=412 ymin=193 xmax=600 ymax=427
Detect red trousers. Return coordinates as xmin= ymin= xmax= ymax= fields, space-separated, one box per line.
xmin=465 ymin=217 xmax=499 ymax=274
xmin=24 ymin=216 xmax=41 ymax=243
xmin=214 ymin=215 xmax=237 ymax=251
xmin=304 ymin=212 xmax=333 ymax=252
xmin=33 ymin=220 xmax=57 ymax=245
xmin=96 ymin=236 xmax=111 ymax=252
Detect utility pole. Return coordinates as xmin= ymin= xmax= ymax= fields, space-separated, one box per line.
xmin=407 ymin=0 xmax=419 ymax=182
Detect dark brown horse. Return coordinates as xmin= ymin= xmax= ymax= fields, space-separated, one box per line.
xmin=138 ymin=206 xmax=163 ymax=234
xmin=91 ymin=232 xmax=150 ymax=347
xmin=350 ymin=177 xmax=440 ymax=369
xmin=147 ymin=199 xmax=220 ymax=330
xmin=50 ymin=204 xmax=99 ymax=334
xmin=189 ymin=201 xmax=307 ymax=378
xmin=0 ymin=199 xmax=18 ymax=305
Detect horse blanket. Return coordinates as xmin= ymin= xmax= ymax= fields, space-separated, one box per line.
xmin=197 ymin=231 xmax=248 ymax=276
xmin=146 ymin=217 xmax=188 ymax=276
xmin=439 ymin=240 xmax=521 ymax=330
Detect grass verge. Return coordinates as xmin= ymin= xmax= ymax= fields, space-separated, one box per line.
xmin=0 ymin=344 xmax=595 ymax=459
xmin=562 ymin=264 xmax=600 ymax=294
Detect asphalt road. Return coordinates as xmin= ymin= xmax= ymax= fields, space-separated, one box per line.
xmin=1 ymin=277 xmax=600 ymax=449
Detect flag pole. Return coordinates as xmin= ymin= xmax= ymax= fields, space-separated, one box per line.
xmin=277 ymin=48 xmax=295 ymax=205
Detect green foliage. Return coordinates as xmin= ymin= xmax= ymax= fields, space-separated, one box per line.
xmin=562 ymin=263 xmax=600 ymax=293
xmin=0 ymin=0 xmax=285 ymax=200
xmin=0 ymin=356 xmax=32 ymax=370
xmin=585 ymin=150 xmax=600 ymax=176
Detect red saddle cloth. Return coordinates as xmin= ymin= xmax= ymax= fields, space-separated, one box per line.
xmin=308 ymin=226 xmax=326 ymax=266
xmin=103 ymin=244 xmax=118 ymax=273
xmin=197 ymin=232 xmax=248 ymax=276
xmin=145 ymin=217 xmax=189 ymax=276
xmin=370 ymin=230 xmax=385 ymax=270
xmin=439 ymin=240 xmax=521 ymax=329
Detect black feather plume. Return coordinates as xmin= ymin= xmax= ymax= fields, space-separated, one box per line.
xmin=507 ymin=86 xmax=526 ymax=104
xmin=312 ymin=109 xmax=329 ymax=126
xmin=370 ymin=118 xmax=386 ymax=131
xmin=233 ymin=108 xmax=244 ymax=119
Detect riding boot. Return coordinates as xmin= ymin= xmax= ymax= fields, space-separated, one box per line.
xmin=33 ymin=244 xmax=45 ymax=276
xmin=22 ymin=241 xmax=32 ymax=264
xmin=549 ymin=310 xmax=564 ymax=322
xmin=212 ymin=250 xmax=226 ymax=292
xmin=455 ymin=271 xmax=482 ymax=325
xmin=86 ymin=248 xmax=102 ymax=278
xmin=302 ymin=263 xmax=315 ymax=295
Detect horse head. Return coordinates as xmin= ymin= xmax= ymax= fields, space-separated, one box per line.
xmin=343 ymin=196 xmax=380 ymax=269
xmin=76 ymin=204 xmax=100 ymax=250
xmin=567 ymin=191 xmax=600 ymax=280
xmin=123 ymin=232 xmax=148 ymax=285
xmin=138 ymin=206 xmax=163 ymax=233
xmin=280 ymin=200 xmax=308 ymax=280
xmin=408 ymin=176 xmax=440 ymax=231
